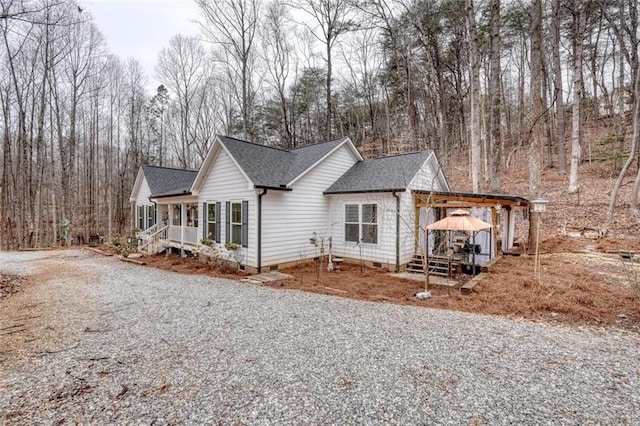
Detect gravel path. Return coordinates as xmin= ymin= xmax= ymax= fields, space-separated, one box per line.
xmin=1 ymin=249 xmax=639 ymax=424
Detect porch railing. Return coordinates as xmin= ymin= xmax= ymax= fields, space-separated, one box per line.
xmin=137 ymin=223 xmax=158 ymax=240
xmin=139 ymin=225 xmax=168 ymax=253
xmin=168 ymin=225 xmax=199 ymax=246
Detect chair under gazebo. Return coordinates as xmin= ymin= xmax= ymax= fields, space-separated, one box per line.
xmin=424 ymin=209 xmax=493 ymax=279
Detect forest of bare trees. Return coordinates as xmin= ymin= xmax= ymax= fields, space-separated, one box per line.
xmin=0 ymin=0 xmax=638 ymax=249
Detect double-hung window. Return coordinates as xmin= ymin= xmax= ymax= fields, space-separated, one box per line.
xmin=137 ymin=205 xmax=145 ymax=230
xmin=225 ymin=201 xmax=248 ymax=247
xmin=344 ymin=204 xmax=378 ymax=244
xmin=147 ymin=205 xmax=155 ymax=228
xmin=231 ymin=202 xmax=242 ymax=244
xmin=207 ymin=203 xmax=217 ymax=241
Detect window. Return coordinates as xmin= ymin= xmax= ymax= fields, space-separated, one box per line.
xmin=186 ymin=203 xmax=198 ymax=227
xmin=344 ymin=203 xmax=378 ymax=244
xmin=172 ymin=205 xmax=181 ymax=226
xmin=137 ymin=205 xmax=145 ymax=230
xmin=147 ymin=205 xmax=155 ymax=228
xmin=231 ymin=202 xmax=242 ymax=244
xmin=225 ymin=201 xmax=248 ymax=247
xmin=361 ymin=204 xmax=378 ymax=244
xmin=345 ymin=204 xmax=359 ymax=242
xmin=207 ymin=203 xmax=217 ymax=241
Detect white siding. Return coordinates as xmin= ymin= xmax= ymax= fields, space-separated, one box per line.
xmin=134 ymin=178 xmax=153 ymax=230
xmin=408 ymin=154 xmax=449 ymax=191
xmin=326 ymin=192 xmax=393 ymax=266
xmin=325 ymin=191 xmax=418 ymax=268
xmin=260 ymin=145 xmax=358 ymax=266
xmin=197 ymin=148 xmax=257 ymax=267
xmin=398 ymin=191 xmax=418 ymax=264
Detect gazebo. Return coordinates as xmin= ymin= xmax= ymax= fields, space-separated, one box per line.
xmin=424 ymin=209 xmax=493 ymax=279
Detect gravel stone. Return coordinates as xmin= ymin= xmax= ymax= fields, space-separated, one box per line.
xmin=1 ymin=249 xmax=639 ymax=424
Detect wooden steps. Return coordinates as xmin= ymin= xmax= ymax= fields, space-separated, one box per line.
xmin=407 ymin=254 xmax=458 ymax=277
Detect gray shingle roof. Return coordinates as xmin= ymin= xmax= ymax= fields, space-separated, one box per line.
xmin=218 ymin=136 xmax=349 ymax=188
xmin=287 ymin=138 xmax=347 ymax=180
xmin=142 ymin=165 xmax=197 ymax=197
xmin=324 ymin=150 xmax=433 ymax=194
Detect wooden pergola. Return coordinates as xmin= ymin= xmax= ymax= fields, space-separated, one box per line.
xmin=413 ymin=190 xmax=530 ymax=257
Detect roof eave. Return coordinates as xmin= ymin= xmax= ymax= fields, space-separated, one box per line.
xmin=254 ymin=184 xmax=293 ymax=192
xmin=151 ymin=191 xmax=194 ymax=199
xmin=324 ymin=188 xmax=406 ymax=195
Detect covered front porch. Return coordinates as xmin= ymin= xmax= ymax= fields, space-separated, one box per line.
xmin=139 ymin=195 xmax=200 ymax=253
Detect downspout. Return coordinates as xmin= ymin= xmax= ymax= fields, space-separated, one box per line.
xmin=148 ymin=197 xmax=158 ymax=226
xmin=393 ymin=191 xmax=401 ymax=272
xmin=257 ymin=188 xmax=267 ymax=273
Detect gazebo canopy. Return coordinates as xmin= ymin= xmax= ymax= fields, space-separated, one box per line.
xmin=425 ymin=209 xmax=493 ymax=232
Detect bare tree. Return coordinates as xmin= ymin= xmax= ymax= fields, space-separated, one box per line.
xmin=488 ymin=0 xmax=502 ymax=193
xmin=551 ymin=0 xmax=567 ymax=175
xmin=294 ymin=0 xmax=354 ymax=141
xmin=156 ymin=34 xmax=208 ymax=168
xmin=568 ymin=0 xmax=587 ymax=194
xmin=466 ymin=0 xmax=481 ymax=193
xmin=197 ymin=0 xmax=260 ymax=140
xmin=261 ymin=0 xmax=294 ymax=146
xmin=528 ymin=0 xmax=544 ymax=250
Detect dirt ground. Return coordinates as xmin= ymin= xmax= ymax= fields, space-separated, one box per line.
xmin=0 ymin=273 xmax=27 ymax=301
xmin=107 ymin=237 xmax=637 ymax=334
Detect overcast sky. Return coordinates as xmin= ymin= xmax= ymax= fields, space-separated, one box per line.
xmin=83 ymin=0 xmax=201 ymax=93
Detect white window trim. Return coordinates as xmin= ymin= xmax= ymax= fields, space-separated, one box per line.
xmin=344 ymin=203 xmax=378 ymax=245
xmin=207 ymin=202 xmax=217 ymax=241
xmin=231 ymin=201 xmax=243 ymax=244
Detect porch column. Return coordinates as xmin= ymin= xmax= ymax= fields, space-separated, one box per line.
xmin=180 ymin=202 xmax=185 ymax=247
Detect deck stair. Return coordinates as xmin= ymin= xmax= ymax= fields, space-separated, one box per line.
xmin=138 ymin=225 xmax=168 ymax=255
xmin=407 ymin=254 xmax=458 ymax=277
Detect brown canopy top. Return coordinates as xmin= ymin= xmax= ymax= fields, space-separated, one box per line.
xmin=425 ymin=209 xmax=493 ymax=232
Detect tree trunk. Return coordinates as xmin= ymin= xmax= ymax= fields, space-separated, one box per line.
xmin=528 ymin=0 xmax=544 ymax=251
xmin=467 ymin=0 xmax=481 ymax=193
xmin=488 ymin=0 xmax=502 ymax=193
xmin=552 ymin=0 xmax=567 ymax=174
xmin=607 ymin=66 xmax=640 ymax=224
xmin=568 ymin=0 xmax=586 ymax=194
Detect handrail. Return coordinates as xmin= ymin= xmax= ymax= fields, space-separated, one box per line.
xmin=139 ymin=225 xmax=168 ymax=251
xmin=137 ymin=223 xmax=159 ymax=239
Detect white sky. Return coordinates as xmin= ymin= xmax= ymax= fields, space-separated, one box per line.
xmin=83 ymin=0 xmax=201 ymax=93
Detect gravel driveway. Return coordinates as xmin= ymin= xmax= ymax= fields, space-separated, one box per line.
xmin=1 ymin=249 xmax=639 ymax=424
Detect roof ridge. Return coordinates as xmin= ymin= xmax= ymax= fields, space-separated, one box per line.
xmin=218 ymin=135 xmax=291 ymax=153
xmin=143 ymin=164 xmax=198 ymax=172
xmin=289 ymin=137 xmax=347 ymax=151
xmin=366 ymin=149 xmax=432 ymax=160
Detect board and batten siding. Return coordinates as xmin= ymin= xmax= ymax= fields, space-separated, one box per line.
xmin=260 ymin=144 xmax=358 ymax=266
xmin=197 ymin=148 xmax=257 ymax=267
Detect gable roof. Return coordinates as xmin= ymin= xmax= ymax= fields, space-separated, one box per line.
xmin=142 ymin=165 xmax=198 ymax=197
xmin=213 ymin=136 xmax=361 ymax=189
xmin=324 ymin=150 xmax=435 ymax=194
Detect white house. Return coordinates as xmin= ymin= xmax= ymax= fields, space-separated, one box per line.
xmin=130 ymin=135 xmax=454 ymax=273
